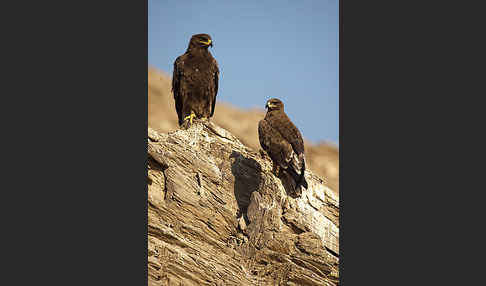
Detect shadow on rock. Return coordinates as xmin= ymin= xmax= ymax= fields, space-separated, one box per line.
xmin=230 ymin=151 xmax=262 ymax=223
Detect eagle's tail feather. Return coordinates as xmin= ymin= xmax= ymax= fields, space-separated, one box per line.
xmin=286 ymin=160 xmax=308 ymax=191
xmin=298 ymin=175 xmax=308 ymax=190
xmin=297 ymin=153 xmax=308 ymax=189
xmin=296 ymin=159 xmax=308 ymax=190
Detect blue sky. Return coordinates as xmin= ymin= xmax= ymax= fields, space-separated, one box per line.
xmin=148 ymin=0 xmax=339 ymax=145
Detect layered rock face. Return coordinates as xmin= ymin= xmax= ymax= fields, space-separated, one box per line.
xmin=148 ymin=122 xmax=339 ymax=286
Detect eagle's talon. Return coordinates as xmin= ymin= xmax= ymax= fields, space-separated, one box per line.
xmin=183 ymin=112 xmax=197 ymax=125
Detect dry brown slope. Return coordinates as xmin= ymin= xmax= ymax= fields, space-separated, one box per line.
xmin=148 ymin=66 xmax=339 ymax=194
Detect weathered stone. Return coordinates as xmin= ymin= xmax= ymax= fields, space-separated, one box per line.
xmin=148 ymin=122 xmax=339 ymax=285
xmin=238 ymin=215 xmax=247 ymax=232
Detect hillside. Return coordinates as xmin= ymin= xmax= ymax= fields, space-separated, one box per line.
xmin=148 ymin=66 xmax=339 ymax=195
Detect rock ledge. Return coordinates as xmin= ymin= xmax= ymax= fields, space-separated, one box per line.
xmin=148 ymin=122 xmax=339 ymax=286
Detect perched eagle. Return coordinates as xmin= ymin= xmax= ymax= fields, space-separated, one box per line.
xmin=258 ymin=98 xmax=308 ymax=195
xmin=172 ymin=33 xmax=219 ymax=128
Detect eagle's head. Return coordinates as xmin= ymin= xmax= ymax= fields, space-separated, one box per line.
xmin=188 ymin=34 xmax=213 ymax=49
xmin=265 ymin=98 xmax=284 ymax=111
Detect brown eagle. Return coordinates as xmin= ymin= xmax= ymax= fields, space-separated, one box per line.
xmin=258 ymin=98 xmax=308 ymax=195
xmin=172 ymin=33 xmax=219 ymax=128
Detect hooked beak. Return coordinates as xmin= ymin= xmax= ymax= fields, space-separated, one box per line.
xmin=199 ymin=39 xmax=213 ymax=47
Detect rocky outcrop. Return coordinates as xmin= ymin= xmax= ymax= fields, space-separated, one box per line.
xmin=148 ymin=121 xmax=339 ymax=286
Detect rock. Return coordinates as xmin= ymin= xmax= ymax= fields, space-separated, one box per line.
xmin=238 ymin=215 xmax=247 ymax=232
xmin=148 ymin=121 xmax=339 ymax=285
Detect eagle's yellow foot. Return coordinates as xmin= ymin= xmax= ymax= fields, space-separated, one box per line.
xmin=184 ymin=112 xmax=197 ymax=125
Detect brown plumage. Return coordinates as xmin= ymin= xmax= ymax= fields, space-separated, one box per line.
xmin=172 ymin=33 xmax=219 ymax=127
xmin=258 ymin=98 xmax=308 ymax=195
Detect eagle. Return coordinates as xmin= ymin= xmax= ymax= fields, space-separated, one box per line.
xmin=258 ymin=98 xmax=308 ymax=195
xmin=172 ymin=33 xmax=219 ymax=128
